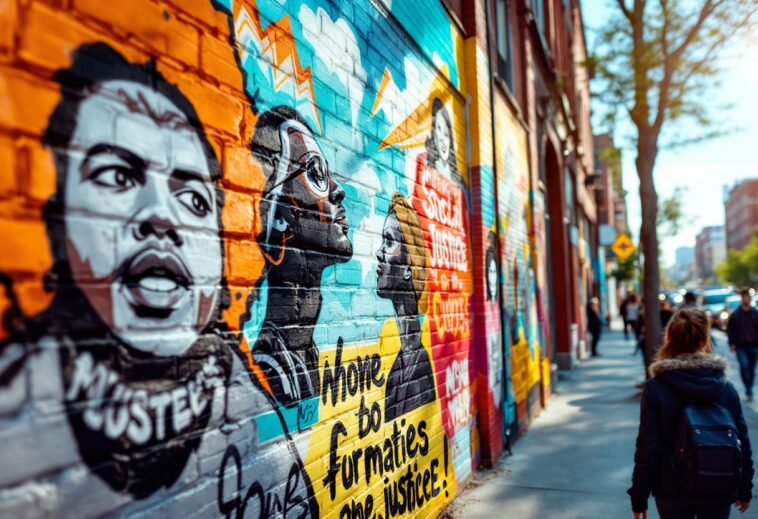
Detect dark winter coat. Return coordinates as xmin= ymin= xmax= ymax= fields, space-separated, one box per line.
xmin=628 ymin=353 xmax=754 ymax=513
xmin=727 ymin=306 xmax=758 ymax=348
xmin=587 ymin=303 xmax=601 ymax=335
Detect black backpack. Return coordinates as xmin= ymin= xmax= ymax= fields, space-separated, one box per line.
xmin=671 ymin=403 xmax=742 ymax=495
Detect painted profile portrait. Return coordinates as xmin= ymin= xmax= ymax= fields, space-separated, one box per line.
xmin=486 ymin=231 xmax=499 ymax=304
xmin=377 ymin=193 xmax=435 ymax=421
xmin=0 ymin=43 xmax=318 ymax=514
xmin=424 ymin=97 xmax=462 ymax=186
xmin=248 ymin=105 xmax=353 ymax=409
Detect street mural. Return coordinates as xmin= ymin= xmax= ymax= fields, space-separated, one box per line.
xmin=377 ymin=193 xmax=435 ymax=422
xmin=0 ymin=0 xmax=478 ymax=517
xmin=0 ymin=40 xmax=318 ymax=517
xmin=494 ymin=100 xmax=545 ymax=427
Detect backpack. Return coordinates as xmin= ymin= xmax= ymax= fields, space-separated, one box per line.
xmin=671 ymin=403 xmax=742 ymax=495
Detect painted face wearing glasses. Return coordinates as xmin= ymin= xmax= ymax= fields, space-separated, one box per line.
xmin=264 ymin=120 xmax=352 ymax=260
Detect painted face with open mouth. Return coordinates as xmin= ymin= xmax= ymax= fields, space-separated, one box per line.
xmin=120 ymin=248 xmax=193 ymax=318
xmin=63 ymin=80 xmax=222 ymax=356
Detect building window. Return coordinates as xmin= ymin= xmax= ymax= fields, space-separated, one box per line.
xmin=495 ymin=0 xmax=513 ymax=89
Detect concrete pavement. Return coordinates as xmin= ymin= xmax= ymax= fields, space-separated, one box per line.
xmin=445 ymin=326 xmax=758 ymax=519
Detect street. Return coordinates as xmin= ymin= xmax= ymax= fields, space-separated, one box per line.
xmin=446 ymin=326 xmax=758 ymax=519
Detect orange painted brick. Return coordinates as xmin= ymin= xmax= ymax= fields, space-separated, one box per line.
xmin=221 ymin=189 xmax=254 ymax=236
xmin=0 ymin=0 xmax=17 ymax=53
xmin=165 ymin=0 xmax=232 ymax=35
xmin=223 ymin=144 xmax=266 ymax=193
xmin=200 ymin=34 xmax=243 ymax=90
xmin=174 ymin=78 xmax=243 ymax=137
xmin=17 ymin=138 xmax=55 ymax=205
xmin=13 ymin=277 xmax=53 ymax=324
xmin=225 ymin=238 xmax=263 ymax=284
xmin=18 ymin=1 xmax=133 ymax=73
xmin=0 ymin=217 xmax=53 ymax=274
xmin=0 ymin=66 xmax=60 ymax=137
xmin=73 ymin=0 xmax=199 ymax=70
xmin=0 ymin=135 xmax=16 ymax=197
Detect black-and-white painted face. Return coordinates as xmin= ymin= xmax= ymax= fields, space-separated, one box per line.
xmin=488 ymin=332 xmax=503 ymax=408
xmin=63 ymin=80 xmax=222 ymax=356
xmin=433 ymin=109 xmax=451 ymax=163
xmin=376 ymin=211 xmax=408 ymax=299
xmin=265 ymin=119 xmax=352 ymax=259
xmin=487 ymin=256 xmax=498 ymax=302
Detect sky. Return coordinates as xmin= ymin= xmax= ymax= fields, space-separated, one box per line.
xmin=582 ymin=0 xmax=758 ymax=266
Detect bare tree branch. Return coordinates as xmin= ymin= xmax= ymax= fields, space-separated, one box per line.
xmin=616 ymin=0 xmax=633 ymax=22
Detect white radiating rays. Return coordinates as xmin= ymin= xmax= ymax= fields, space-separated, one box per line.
xmin=232 ymin=2 xmax=321 ymax=132
xmin=299 ymin=6 xmax=367 ymax=131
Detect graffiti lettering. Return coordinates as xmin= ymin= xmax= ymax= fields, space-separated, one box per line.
xmin=445 ymin=359 xmax=471 ymax=429
xmin=321 ymin=338 xmax=385 ymax=407
xmin=339 ymin=495 xmax=374 ymax=519
xmin=357 ymin=395 xmax=382 ymax=438
xmin=420 ymin=168 xmax=464 ymax=230
xmin=217 ymin=445 xmax=310 ymax=519
xmin=323 ymin=418 xmax=431 ymax=500
xmin=431 ymin=293 xmax=471 ymax=339
xmin=428 ymin=223 xmax=468 ymax=272
xmin=382 ymin=459 xmax=441 ymax=518
xmin=65 ymin=351 xmax=224 ymax=444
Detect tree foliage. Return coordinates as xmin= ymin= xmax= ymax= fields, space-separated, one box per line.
xmin=657 ymin=186 xmax=686 ymax=237
xmin=613 ymin=252 xmax=639 ymax=283
xmin=591 ymin=0 xmax=758 ymax=372
xmin=717 ymin=229 xmax=758 ymax=288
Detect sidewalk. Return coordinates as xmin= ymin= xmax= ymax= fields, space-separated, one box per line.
xmin=446 ymin=327 xmax=758 ymax=519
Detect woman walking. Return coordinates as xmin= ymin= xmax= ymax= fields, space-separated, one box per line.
xmin=629 ymin=309 xmax=754 ymax=518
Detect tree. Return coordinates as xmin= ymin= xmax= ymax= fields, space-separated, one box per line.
xmin=613 ymin=251 xmax=639 ymax=283
xmin=592 ymin=0 xmax=758 ymax=370
xmin=717 ymin=230 xmax=758 ymax=288
xmin=657 ymin=186 xmax=686 ymax=237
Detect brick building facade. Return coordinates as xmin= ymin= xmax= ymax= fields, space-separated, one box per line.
xmin=696 ymin=225 xmax=726 ymax=281
xmin=0 ymin=0 xmax=595 ymax=516
xmin=725 ymin=178 xmax=758 ymax=251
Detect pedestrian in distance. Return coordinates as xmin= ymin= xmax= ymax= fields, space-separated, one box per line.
xmin=621 ymin=294 xmax=630 ymax=338
xmin=623 ymin=293 xmax=640 ymax=341
xmin=680 ymin=291 xmax=699 ymax=310
xmin=629 ymin=308 xmax=754 ymax=519
xmin=727 ymin=288 xmax=758 ymax=402
xmin=587 ymin=297 xmax=602 ymax=357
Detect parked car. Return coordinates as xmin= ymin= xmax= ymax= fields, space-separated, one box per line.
xmin=701 ymin=288 xmax=735 ymax=329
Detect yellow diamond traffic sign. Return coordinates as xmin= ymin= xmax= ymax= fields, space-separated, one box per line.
xmin=611 ymin=234 xmax=635 ymax=261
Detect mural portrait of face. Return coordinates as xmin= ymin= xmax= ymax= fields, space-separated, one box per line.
xmin=425 ymin=98 xmax=459 ymax=185
xmin=376 ymin=211 xmax=409 ymax=297
xmin=433 ymin=108 xmax=451 ymax=163
xmin=254 ymin=106 xmax=352 ymax=266
xmin=39 ymin=42 xmax=232 ymax=497
xmin=46 ymin=52 xmax=223 ymax=358
xmin=376 ymin=193 xmax=427 ymax=316
xmin=486 ymin=232 xmax=499 ymax=303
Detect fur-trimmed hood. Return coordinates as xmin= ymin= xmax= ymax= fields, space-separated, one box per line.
xmin=649 ymin=353 xmax=728 ymax=403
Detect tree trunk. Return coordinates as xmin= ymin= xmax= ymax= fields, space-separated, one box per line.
xmin=636 ymin=132 xmax=662 ymax=376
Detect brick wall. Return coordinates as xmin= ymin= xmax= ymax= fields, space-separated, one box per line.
xmin=0 ymin=0 xmax=590 ymax=513
xmin=0 ymin=0 xmax=495 ymax=517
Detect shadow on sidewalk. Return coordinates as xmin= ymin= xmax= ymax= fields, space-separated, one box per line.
xmin=445 ymin=327 xmax=758 ymax=519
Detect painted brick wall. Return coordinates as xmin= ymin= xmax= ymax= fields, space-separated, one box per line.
xmin=0 ymin=0 xmax=489 ymax=517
